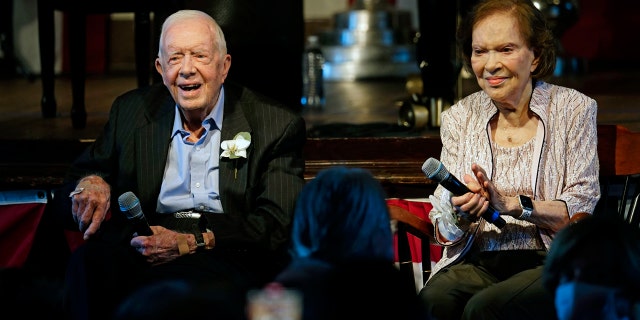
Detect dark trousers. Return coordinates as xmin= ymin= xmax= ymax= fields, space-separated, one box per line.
xmin=419 ymin=249 xmax=557 ymax=320
xmin=64 ymin=237 xmax=284 ymax=320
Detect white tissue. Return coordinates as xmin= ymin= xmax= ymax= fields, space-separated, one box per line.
xmin=428 ymin=192 xmax=466 ymax=242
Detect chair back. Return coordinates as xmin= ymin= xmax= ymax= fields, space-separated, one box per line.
xmin=597 ymin=125 xmax=640 ymax=228
xmin=387 ymin=198 xmax=440 ymax=293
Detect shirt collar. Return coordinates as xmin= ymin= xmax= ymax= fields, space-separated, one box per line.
xmin=170 ymin=86 xmax=226 ymax=138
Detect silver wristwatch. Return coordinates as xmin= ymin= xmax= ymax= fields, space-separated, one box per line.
xmin=518 ymin=195 xmax=533 ymax=220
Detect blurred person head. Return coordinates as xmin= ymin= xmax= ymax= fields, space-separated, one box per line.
xmin=155 ymin=10 xmax=231 ymax=117
xmin=289 ymin=166 xmax=393 ymax=263
xmin=543 ymin=214 xmax=640 ymax=320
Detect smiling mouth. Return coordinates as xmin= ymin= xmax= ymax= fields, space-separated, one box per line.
xmin=179 ymin=84 xmax=201 ymax=91
xmin=487 ymin=78 xmax=505 ymax=86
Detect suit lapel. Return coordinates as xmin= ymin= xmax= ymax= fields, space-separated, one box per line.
xmin=137 ymin=97 xmax=175 ymax=205
xmin=220 ymin=86 xmax=252 ymax=210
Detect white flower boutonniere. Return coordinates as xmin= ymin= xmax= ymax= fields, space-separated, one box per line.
xmin=220 ymin=132 xmax=251 ymax=179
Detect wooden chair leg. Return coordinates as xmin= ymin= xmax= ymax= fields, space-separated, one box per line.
xmin=134 ymin=11 xmax=151 ymax=88
xmin=37 ymin=0 xmax=57 ymax=118
xmin=69 ymin=12 xmax=87 ymax=129
xmin=396 ymin=222 xmax=418 ymax=292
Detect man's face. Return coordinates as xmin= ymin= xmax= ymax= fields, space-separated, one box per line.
xmin=155 ymin=17 xmax=230 ymax=114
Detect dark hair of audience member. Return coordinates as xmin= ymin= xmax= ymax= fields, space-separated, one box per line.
xmin=288 ymin=166 xmax=394 ymax=263
xmin=543 ymin=214 xmax=640 ymax=302
xmin=275 ymin=166 xmax=430 ymax=319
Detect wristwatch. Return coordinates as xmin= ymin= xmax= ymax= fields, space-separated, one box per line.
xmin=518 ymin=195 xmax=534 ymax=220
xmin=192 ymin=223 xmax=206 ymax=250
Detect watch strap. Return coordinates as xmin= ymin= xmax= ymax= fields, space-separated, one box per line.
xmin=192 ymin=223 xmax=205 ymax=248
xmin=518 ymin=195 xmax=533 ymax=220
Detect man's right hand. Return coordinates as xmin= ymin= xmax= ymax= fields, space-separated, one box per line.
xmin=70 ymin=175 xmax=111 ymax=240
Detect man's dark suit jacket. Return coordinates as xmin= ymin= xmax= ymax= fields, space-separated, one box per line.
xmin=56 ymin=82 xmax=306 ymax=255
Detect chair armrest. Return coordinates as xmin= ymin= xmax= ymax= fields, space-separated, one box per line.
xmin=569 ymin=212 xmax=591 ymax=224
xmin=388 ymin=204 xmax=434 ymax=242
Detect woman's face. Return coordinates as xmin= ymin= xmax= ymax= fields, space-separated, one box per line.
xmin=470 ymin=12 xmax=538 ymax=106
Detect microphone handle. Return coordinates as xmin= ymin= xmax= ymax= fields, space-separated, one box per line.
xmin=130 ymin=217 xmax=153 ymax=236
xmin=439 ymin=174 xmax=506 ymax=229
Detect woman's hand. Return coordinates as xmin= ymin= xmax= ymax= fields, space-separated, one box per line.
xmin=449 ymin=163 xmax=499 ymax=222
xmin=450 ymin=188 xmax=490 ymax=222
xmin=470 ymin=163 xmax=513 ymax=214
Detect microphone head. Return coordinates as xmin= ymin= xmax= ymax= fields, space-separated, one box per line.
xmin=118 ymin=191 xmax=143 ymax=219
xmin=422 ymin=157 xmax=449 ymax=182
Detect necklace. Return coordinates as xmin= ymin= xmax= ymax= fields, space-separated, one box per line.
xmin=502 ymin=126 xmax=516 ymax=143
xmin=496 ymin=108 xmax=534 ymax=144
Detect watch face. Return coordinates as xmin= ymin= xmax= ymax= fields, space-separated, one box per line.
xmin=518 ymin=195 xmax=533 ymax=220
xmin=520 ymin=195 xmax=533 ymax=210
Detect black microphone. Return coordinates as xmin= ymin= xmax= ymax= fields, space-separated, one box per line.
xmin=422 ymin=157 xmax=506 ymax=229
xmin=118 ymin=191 xmax=153 ymax=236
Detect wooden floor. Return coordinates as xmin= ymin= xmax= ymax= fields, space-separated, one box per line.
xmin=0 ymin=73 xmax=135 ymax=141
xmin=1 ymin=64 xmax=640 ymax=143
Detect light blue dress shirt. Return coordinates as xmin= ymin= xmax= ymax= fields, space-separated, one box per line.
xmin=156 ymin=87 xmax=225 ymax=214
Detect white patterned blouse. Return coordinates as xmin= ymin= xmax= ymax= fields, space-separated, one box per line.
xmin=428 ymin=80 xmax=600 ymax=280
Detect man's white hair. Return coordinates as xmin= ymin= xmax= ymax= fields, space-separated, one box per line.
xmin=158 ymin=9 xmax=227 ymax=57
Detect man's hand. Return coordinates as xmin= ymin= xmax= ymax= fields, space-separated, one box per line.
xmin=131 ymin=226 xmax=184 ymax=265
xmin=70 ymin=175 xmax=111 ymax=240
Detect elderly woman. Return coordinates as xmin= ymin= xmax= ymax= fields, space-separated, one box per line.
xmin=419 ymin=0 xmax=600 ymax=319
